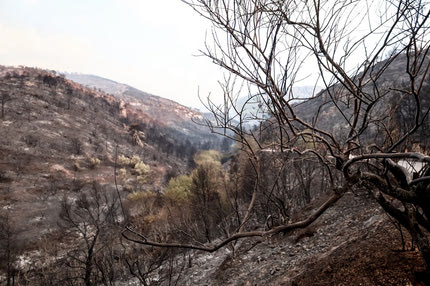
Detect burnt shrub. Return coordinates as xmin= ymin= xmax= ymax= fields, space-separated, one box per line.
xmin=21 ymin=134 xmax=39 ymax=147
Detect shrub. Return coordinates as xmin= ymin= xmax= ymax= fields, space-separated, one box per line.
xmin=118 ymin=168 xmax=127 ymax=181
xmin=117 ymin=155 xmax=131 ymax=166
xmin=137 ymin=175 xmax=147 ymax=186
xmin=143 ymin=214 xmax=159 ymax=224
xmin=117 ymin=155 xmax=150 ymax=189
xmin=21 ymin=134 xmax=39 ymax=147
xmin=135 ymin=161 xmax=150 ymax=175
xmin=118 ymin=155 xmax=146 ymax=168
xmin=130 ymin=155 xmax=141 ymax=166
xmin=73 ymin=161 xmax=83 ymax=172
xmin=88 ymin=157 xmax=100 ymax=169
xmin=127 ymin=190 xmax=156 ymax=202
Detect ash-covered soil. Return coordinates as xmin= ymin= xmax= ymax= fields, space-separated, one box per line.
xmin=0 ymin=67 xmax=187 ymax=242
xmin=179 ymin=191 xmax=425 ymax=285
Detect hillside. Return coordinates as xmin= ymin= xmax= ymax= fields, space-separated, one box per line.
xmin=64 ymin=72 xmax=220 ymax=147
xmin=0 ymin=66 xmax=191 ymax=241
xmin=180 ymin=191 xmax=426 ymax=285
xmin=293 ymin=55 xmax=430 ymax=151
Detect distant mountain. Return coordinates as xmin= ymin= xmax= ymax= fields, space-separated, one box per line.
xmin=62 ymin=73 xmax=129 ymax=95
xmin=64 ymin=73 xmax=215 ymax=142
xmin=232 ymin=85 xmax=323 ymax=127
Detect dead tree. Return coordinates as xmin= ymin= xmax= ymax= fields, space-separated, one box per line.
xmin=1 ymin=91 xmax=12 ymax=119
xmin=124 ymin=0 xmax=430 ymax=275
xmin=59 ymin=182 xmax=122 ymax=286
xmin=0 ymin=212 xmax=20 ymax=286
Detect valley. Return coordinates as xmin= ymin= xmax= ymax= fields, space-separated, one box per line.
xmin=2 ymin=0 xmax=430 ymax=285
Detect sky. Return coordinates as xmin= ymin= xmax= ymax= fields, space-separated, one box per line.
xmin=0 ymin=1 xmax=399 ymax=110
xmin=0 ymin=0 xmax=223 ymax=109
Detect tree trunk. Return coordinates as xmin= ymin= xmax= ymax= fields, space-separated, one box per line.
xmin=1 ymin=100 xmax=5 ymax=119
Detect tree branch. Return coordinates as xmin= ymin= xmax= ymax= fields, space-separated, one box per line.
xmin=122 ymin=190 xmax=343 ymax=252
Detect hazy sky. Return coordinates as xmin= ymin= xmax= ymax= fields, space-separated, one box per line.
xmin=0 ymin=0 xmax=223 ymax=108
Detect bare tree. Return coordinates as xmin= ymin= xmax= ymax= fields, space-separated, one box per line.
xmin=124 ymin=0 xmax=430 ymax=276
xmin=1 ymin=91 xmax=12 ymax=119
xmin=121 ymin=244 xmax=188 ymax=286
xmin=0 ymin=211 xmax=20 ymax=286
xmin=66 ymin=87 xmax=74 ymax=110
xmin=70 ymin=137 xmax=83 ymax=155
xmin=59 ymin=182 xmax=122 ymax=286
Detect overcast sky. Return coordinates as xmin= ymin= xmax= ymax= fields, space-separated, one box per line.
xmin=0 ymin=0 xmax=224 ymax=108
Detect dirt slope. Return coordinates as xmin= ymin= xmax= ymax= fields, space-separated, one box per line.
xmin=179 ymin=191 xmax=425 ymax=285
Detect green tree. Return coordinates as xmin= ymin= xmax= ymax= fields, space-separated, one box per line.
xmin=193 ymin=150 xmax=222 ymax=166
xmin=164 ymin=175 xmax=193 ymax=204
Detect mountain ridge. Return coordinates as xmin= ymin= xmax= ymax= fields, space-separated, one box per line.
xmin=64 ymin=72 xmax=201 ymax=119
xmin=64 ymin=72 xmax=222 ymax=147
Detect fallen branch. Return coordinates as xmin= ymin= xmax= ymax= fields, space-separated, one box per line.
xmin=122 ymin=189 xmax=344 ymax=253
